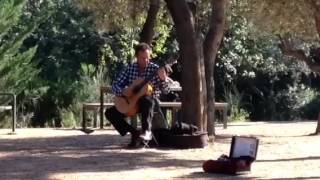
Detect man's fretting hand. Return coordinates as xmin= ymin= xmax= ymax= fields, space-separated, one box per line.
xmin=157 ymin=67 xmax=167 ymax=81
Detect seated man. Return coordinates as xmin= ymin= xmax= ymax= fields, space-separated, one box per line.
xmin=105 ymin=43 xmax=169 ymax=148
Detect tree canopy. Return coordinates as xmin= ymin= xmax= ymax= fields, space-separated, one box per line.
xmin=74 ymin=0 xmax=148 ymax=31
xmin=1 ymin=0 xmax=320 ymax=134
xmin=238 ymin=0 xmax=319 ymax=40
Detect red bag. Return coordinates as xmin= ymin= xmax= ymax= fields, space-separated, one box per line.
xmin=203 ymin=156 xmax=253 ymax=175
xmin=202 ymin=135 xmax=259 ymax=175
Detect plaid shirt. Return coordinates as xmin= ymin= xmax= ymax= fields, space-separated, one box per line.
xmin=112 ymin=62 xmax=169 ymax=97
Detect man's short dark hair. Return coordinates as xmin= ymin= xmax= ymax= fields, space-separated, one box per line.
xmin=135 ymin=42 xmax=151 ymax=56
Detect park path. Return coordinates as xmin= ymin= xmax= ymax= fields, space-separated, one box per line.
xmin=0 ymin=121 xmax=319 ymax=180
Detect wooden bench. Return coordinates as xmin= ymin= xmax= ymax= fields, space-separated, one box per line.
xmin=0 ymin=106 xmax=13 ymax=110
xmin=82 ymin=86 xmax=228 ymax=130
xmin=82 ymin=101 xmax=228 ymax=130
xmin=0 ymin=93 xmax=17 ymax=133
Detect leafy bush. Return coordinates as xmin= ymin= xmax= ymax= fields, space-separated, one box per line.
xmin=0 ymin=0 xmax=44 ymax=127
xmin=57 ymin=64 xmax=110 ymax=127
xmin=224 ymin=85 xmax=249 ymax=122
xmin=215 ymin=9 xmax=318 ymax=121
xmin=299 ymin=93 xmax=320 ymax=120
xmin=22 ymin=0 xmax=106 ymax=127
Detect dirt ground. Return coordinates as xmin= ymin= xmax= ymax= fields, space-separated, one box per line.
xmin=0 ymin=121 xmax=320 ymax=180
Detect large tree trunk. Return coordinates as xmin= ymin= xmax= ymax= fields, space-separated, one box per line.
xmin=165 ymin=0 xmax=203 ymax=130
xmin=203 ymin=0 xmax=228 ymax=136
xmin=199 ymin=40 xmax=208 ymax=131
xmin=139 ymin=0 xmax=160 ymax=45
xmin=315 ymin=113 xmax=320 ymax=134
xmin=187 ymin=1 xmax=208 ymax=132
xmin=312 ymin=0 xmax=320 ymax=134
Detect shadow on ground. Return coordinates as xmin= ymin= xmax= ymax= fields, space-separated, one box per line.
xmin=173 ymin=171 xmax=260 ymax=179
xmin=0 ymin=130 xmax=237 ymax=180
xmin=257 ymin=156 xmax=320 ymax=162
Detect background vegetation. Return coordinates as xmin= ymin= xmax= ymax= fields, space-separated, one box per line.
xmin=0 ymin=0 xmax=319 ymax=128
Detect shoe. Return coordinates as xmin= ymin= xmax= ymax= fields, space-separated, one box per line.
xmin=80 ymin=128 xmax=94 ymax=135
xmin=131 ymin=130 xmax=140 ymax=140
xmin=127 ymin=140 xmax=139 ymax=148
xmin=127 ymin=138 xmax=145 ymax=149
xmin=139 ymin=130 xmax=152 ymax=141
xmin=127 ymin=130 xmax=141 ymax=148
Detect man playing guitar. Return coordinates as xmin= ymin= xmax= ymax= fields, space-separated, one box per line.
xmin=105 ymin=43 xmax=169 ymax=148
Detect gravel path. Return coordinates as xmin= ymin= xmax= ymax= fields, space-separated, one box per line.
xmin=0 ymin=121 xmax=319 ymax=180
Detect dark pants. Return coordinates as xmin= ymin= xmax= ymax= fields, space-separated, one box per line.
xmin=105 ymin=96 xmax=155 ymax=136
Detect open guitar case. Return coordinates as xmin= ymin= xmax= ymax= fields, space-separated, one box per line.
xmin=151 ymin=99 xmax=208 ymax=149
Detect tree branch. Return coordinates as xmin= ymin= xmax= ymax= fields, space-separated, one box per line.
xmin=139 ymin=0 xmax=160 ymax=45
xmin=310 ymin=0 xmax=320 ymax=37
xmin=279 ymin=35 xmax=320 ymax=73
xmin=314 ymin=9 xmax=320 ymax=37
xmin=203 ymin=0 xmax=228 ymax=54
xmin=165 ymin=0 xmax=196 ymax=44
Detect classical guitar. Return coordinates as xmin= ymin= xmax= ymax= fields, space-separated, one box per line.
xmin=114 ymin=57 xmax=177 ymax=116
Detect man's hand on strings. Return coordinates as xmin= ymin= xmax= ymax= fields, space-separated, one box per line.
xmin=157 ymin=67 xmax=167 ymax=81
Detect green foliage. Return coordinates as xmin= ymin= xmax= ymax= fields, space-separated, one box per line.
xmin=0 ymin=0 xmax=38 ymax=94
xmin=60 ymin=108 xmax=77 ymax=128
xmin=151 ymin=5 xmax=173 ymax=56
xmin=299 ymin=93 xmax=320 ymax=120
xmin=20 ymin=0 xmax=174 ymax=127
xmin=22 ymin=0 xmax=105 ymax=127
xmin=58 ymin=64 xmax=110 ymax=127
xmin=74 ymin=0 xmax=148 ymax=31
xmin=3 ymin=0 xmax=318 ymax=128
xmin=224 ymin=85 xmax=249 ymax=122
xmin=101 ymin=30 xmax=138 ymax=81
xmin=0 ymin=115 xmax=12 ymax=128
xmin=229 ymin=0 xmax=320 ymax=120
xmin=75 ymin=0 xmax=174 ymax=57
xmin=0 ymin=0 xmax=24 ymax=36
xmin=0 ymin=0 xmax=46 ymax=127
xmin=215 ymin=3 xmax=319 ymax=121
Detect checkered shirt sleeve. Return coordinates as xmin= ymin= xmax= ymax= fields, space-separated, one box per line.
xmin=111 ymin=62 xmax=169 ymax=97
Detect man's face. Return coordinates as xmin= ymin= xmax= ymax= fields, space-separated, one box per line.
xmin=136 ymin=49 xmax=151 ymax=69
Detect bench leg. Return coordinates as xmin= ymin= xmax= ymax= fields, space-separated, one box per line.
xmin=12 ymin=95 xmax=16 ymax=133
xmin=82 ymin=106 xmax=86 ymax=130
xmin=100 ymin=89 xmax=104 ymax=129
xmin=93 ymin=110 xmax=98 ymax=128
xmin=171 ymin=108 xmax=178 ymax=127
xmin=223 ymin=108 xmax=227 ymax=129
xmin=11 ymin=94 xmax=16 ymax=133
xmin=131 ymin=116 xmax=138 ymax=129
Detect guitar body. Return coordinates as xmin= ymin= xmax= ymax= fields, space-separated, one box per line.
xmin=114 ymin=78 xmax=153 ymax=116
xmin=113 ymin=56 xmax=178 ymax=116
